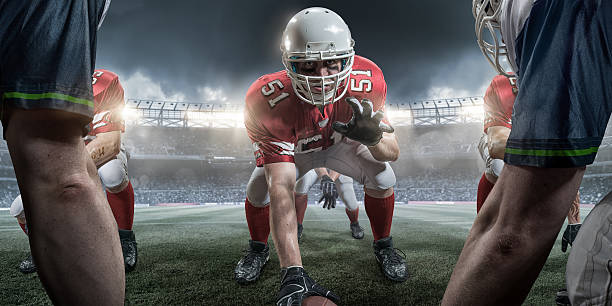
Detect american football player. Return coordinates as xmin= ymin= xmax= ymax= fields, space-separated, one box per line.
xmin=0 ymin=1 xmax=124 ymax=304
xmin=294 ymin=168 xmax=365 ymax=242
xmin=237 ymin=7 xmax=406 ymax=305
xmin=477 ymin=74 xmax=583 ymax=305
xmin=12 ymin=69 xmax=137 ymax=274
xmin=443 ymin=0 xmax=612 ymax=305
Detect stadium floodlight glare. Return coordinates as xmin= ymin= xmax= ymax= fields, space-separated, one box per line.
xmin=460 ymin=105 xmax=484 ymax=120
xmin=122 ymin=107 xmax=141 ymax=121
xmin=385 ymin=109 xmax=412 ymax=126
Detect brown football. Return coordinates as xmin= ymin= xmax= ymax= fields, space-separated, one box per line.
xmin=302 ymin=295 xmax=338 ymax=306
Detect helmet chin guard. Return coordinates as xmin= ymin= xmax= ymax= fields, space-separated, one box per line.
xmin=280 ymin=7 xmax=355 ymax=106
xmin=473 ymin=0 xmax=514 ymax=78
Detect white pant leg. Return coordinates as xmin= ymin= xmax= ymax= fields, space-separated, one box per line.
xmin=295 ymin=138 xmax=395 ymax=191
xmin=336 ymin=175 xmax=358 ymax=211
xmin=294 ymin=169 xmax=318 ymax=195
xmin=245 ymin=166 xmax=270 ymax=207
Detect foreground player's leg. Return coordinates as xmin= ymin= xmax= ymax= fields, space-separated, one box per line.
xmin=442 ymin=165 xmax=584 ymax=305
xmin=365 ymin=188 xmax=408 ymax=282
xmin=566 ymin=191 xmax=612 ymax=305
xmin=6 ymin=109 xmax=125 ymax=305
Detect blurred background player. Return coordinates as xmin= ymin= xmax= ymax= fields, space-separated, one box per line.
xmin=10 ymin=69 xmax=137 ymax=274
xmin=0 ymin=1 xmax=125 ymax=304
xmin=476 ymin=74 xmax=582 ymax=305
xmin=443 ymin=0 xmax=612 ymax=305
xmin=294 ymin=168 xmax=365 ymax=241
xmin=239 ymin=7 xmax=405 ymax=305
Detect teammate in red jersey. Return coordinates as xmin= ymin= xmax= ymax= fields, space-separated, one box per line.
xmin=11 ymin=69 xmax=137 ymax=274
xmin=236 ymin=7 xmax=405 ymax=305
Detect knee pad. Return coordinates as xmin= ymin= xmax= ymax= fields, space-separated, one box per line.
xmin=295 ymin=169 xmax=318 ymax=195
xmin=246 ymin=167 xmax=270 ymax=207
xmin=10 ymin=194 xmax=24 ymax=218
xmin=98 ymin=157 xmax=129 ymax=190
xmin=490 ymin=159 xmax=504 ymax=177
xmin=365 ymin=162 xmax=396 ymax=191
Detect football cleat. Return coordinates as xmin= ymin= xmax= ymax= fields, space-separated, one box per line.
xmin=119 ymin=229 xmax=138 ymax=273
xmin=235 ymin=240 xmax=270 ymax=284
xmin=373 ymin=236 xmax=409 ymax=282
xmin=297 ymin=223 xmax=303 ymax=244
xmin=18 ymin=253 xmax=37 ymax=274
xmin=555 ymin=288 xmax=570 ymax=305
xmin=350 ymin=222 xmax=364 ymax=240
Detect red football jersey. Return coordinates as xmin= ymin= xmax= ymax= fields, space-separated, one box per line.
xmin=483 ymin=74 xmax=516 ymax=133
xmin=86 ymin=69 xmax=125 ymax=141
xmin=245 ymin=55 xmax=387 ymax=166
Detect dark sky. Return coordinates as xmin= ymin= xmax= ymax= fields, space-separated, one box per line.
xmin=96 ymin=0 xmax=497 ymax=104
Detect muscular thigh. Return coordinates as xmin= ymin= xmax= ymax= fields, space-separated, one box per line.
xmin=295 ymin=138 xmax=395 ymax=191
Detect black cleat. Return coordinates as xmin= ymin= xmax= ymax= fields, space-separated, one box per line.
xmin=235 ymin=240 xmax=270 ymax=284
xmin=350 ymin=222 xmax=364 ymax=239
xmin=18 ymin=253 xmax=37 ymax=274
xmin=119 ymin=229 xmax=138 ymax=273
xmin=373 ymin=236 xmax=408 ymax=282
xmin=297 ymin=223 xmax=303 ymax=244
xmin=555 ymin=288 xmax=570 ymax=305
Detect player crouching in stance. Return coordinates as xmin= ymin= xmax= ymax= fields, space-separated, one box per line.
xmin=11 ymin=69 xmax=137 ymax=274
xmin=238 ymin=7 xmax=406 ymax=305
xmin=294 ymin=168 xmax=365 ymax=241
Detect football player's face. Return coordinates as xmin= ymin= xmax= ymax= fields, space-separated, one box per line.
xmin=295 ymin=60 xmax=342 ymax=77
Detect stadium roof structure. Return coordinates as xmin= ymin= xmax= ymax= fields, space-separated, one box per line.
xmin=124 ymin=97 xmax=485 ymax=128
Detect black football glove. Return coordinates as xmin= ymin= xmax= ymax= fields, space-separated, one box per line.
xmin=332 ymin=97 xmax=394 ymax=146
xmin=276 ymin=266 xmax=340 ymax=306
xmin=561 ymin=223 xmax=581 ymax=252
xmin=318 ymin=175 xmax=338 ymax=209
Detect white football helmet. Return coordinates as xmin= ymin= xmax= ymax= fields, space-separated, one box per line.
xmin=473 ymin=0 xmax=514 ymax=77
xmin=280 ymin=7 xmax=355 ymax=106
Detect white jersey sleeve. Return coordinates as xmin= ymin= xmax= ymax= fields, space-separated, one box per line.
xmin=500 ymin=0 xmax=535 ymax=73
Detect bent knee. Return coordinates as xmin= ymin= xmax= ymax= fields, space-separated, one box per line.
xmin=57 ymin=173 xmax=98 ymax=202
xmin=496 ymin=232 xmax=523 ymax=255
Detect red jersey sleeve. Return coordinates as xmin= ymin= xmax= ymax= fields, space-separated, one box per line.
xmin=244 ymin=72 xmax=297 ymax=166
xmin=91 ymin=69 xmax=126 ymax=135
xmin=483 ymin=74 xmax=516 ymax=133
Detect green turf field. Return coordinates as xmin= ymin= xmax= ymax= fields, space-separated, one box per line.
xmin=0 ymin=204 xmax=592 ymax=305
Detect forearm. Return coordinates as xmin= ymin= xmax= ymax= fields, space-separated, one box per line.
xmin=367 ymin=133 xmax=399 ymax=162
xmin=269 ymin=184 xmax=302 ymax=268
xmin=86 ymin=131 xmax=121 ymax=168
xmin=487 ymin=126 xmax=511 ymax=160
xmin=489 ymin=138 xmax=508 ymax=160
xmin=567 ymin=192 xmax=581 ymax=224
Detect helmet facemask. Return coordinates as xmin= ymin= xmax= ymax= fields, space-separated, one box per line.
xmin=283 ymin=48 xmax=354 ymax=106
xmin=473 ymin=0 xmax=514 ymax=78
